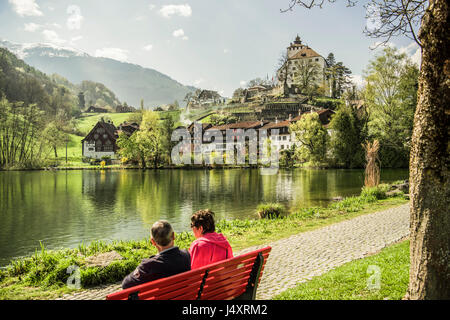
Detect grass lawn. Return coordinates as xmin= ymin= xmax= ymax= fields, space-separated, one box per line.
xmin=274 ymin=240 xmax=410 ymax=300
xmin=76 ymin=112 xmax=135 ymax=135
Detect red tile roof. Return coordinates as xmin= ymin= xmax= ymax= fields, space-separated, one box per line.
xmin=290 ymin=47 xmax=322 ymax=59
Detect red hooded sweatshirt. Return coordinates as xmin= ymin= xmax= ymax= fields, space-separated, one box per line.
xmin=189 ymin=232 xmax=233 ymax=269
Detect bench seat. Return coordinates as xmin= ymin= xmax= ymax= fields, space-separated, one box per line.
xmin=106 ymin=246 xmax=271 ymax=300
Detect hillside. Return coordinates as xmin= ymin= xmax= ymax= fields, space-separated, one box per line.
xmin=0 ymin=39 xmax=196 ymax=108
xmin=0 ymin=47 xmax=78 ymax=116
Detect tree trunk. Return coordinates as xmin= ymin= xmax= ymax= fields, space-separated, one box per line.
xmin=407 ymin=0 xmax=450 ymax=299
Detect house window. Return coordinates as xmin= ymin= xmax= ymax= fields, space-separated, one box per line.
xmin=95 ymin=140 xmax=102 ymax=152
xmin=104 ymin=140 xmax=113 ymax=152
xmin=283 ymin=136 xmax=287 ymax=141
xmin=315 ymin=58 xmax=319 ymax=61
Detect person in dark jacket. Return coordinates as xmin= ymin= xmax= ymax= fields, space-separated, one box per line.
xmin=122 ymin=220 xmax=191 ymax=289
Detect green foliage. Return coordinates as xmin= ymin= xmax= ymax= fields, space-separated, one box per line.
xmin=279 ymin=145 xmax=296 ymax=168
xmin=256 ymin=203 xmax=287 ymax=219
xmin=361 ymin=184 xmax=389 ymax=200
xmin=0 ymin=97 xmax=47 ymax=168
xmin=310 ymin=97 xmax=341 ymax=110
xmin=329 ymin=105 xmax=366 ymax=168
xmin=364 ymin=47 xmax=419 ymax=168
xmin=117 ymin=111 xmax=165 ymax=168
xmin=292 ymin=59 xmax=321 ymax=98
xmin=290 ymin=113 xmax=329 ymax=164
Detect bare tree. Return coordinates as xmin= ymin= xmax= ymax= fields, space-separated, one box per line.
xmin=282 ymin=0 xmax=449 ymax=299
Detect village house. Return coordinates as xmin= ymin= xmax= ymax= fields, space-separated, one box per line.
xmin=187 ymin=90 xmax=224 ymax=110
xmin=259 ymin=108 xmax=335 ymax=151
xmin=116 ymin=104 xmax=136 ymax=113
xmin=82 ymin=120 xmax=140 ymax=160
xmin=82 ymin=119 xmax=118 ymax=159
xmin=86 ymin=105 xmax=109 ymax=113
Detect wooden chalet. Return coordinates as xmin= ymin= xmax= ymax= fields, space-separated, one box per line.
xmin=86 ymin=105 xmax=109 ymax=113
xmin=81 ymin=120 xmax=119 ymax=159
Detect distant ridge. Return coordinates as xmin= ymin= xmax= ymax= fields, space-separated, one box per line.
xmin=0 ymin=39 xmax=196 ymax=108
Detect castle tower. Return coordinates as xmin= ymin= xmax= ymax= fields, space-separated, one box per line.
xmin=287 ymin=35 xmax=304 ymax=58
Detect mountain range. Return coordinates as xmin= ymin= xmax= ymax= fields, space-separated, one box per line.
xmin=0 ymin=39 xmax=196 ymax=108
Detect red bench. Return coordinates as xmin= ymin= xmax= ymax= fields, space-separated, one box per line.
xmin=106 ymin=246 xmax=271 ymax=300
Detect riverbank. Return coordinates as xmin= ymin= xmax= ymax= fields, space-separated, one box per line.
xmin=0 ymin=184 xmax=409 ymax=300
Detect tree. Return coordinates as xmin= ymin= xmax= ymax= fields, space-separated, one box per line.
xmin=325 ymin=53 xmax=352 ymax=98
xmin=283 ymin=0 xmax=449 ymax=300
xmin=290 ymin=112 xmax=328 ymax=164
xmin=160 ymin=115 xmax=176 ymax=164
xmin=329 ymin=105 xmax=366 ymax=168
xmin=42 ymin=121 xmax=70 ymax=158
xmin=246 ymin=77 xmax=271 ymax=87
xmin=364 ymin=47 xmax=419 ymax=167
xmin=135 ymin=111 xmax=164 ymax=169
xmin=78 ymin=91 xmax=85 ymax=110
xmin=276 ymin=51 xmax=290 ymax=96
xmin=293 ymin=59 xmax=321 ymax=98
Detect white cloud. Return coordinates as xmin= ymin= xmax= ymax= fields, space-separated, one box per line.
xmin=24 ymin=22 xmax=41 ymax=32
xmin=71 ymin=36 xmax=83 ymax=42
xmin=398 ymin=42 xmax=422 ymax=66
xmin=148 ymin=4 xmax=156 ymax=10
xmin=410 ymin=47 xmax=421 ymax=66
xmin=42 ymin=30 xmax=66 ymax=45
xmin=67 ymin=5 xmax=83 ymax=30
xmin=172 ymin=29 xmax=185 ymax=38
xmin=182 ymin=36 xmax=189 ymax=41
xmin=350 ymin=74 xmax=366 ymax=88
xmin=95 ymin=48 xmax=129 ymax=62
xmin=143 ymin=44 xmax=153 ymax=51
xmin=159 ymin=4 xmax=192 ymax=18
xmin=9 ymin=0 xmax=43 ymax=17
xmin=224 ymin=49 xmax=230 ymax=54
xmin=240 ymin=80 xmax=247 ymax=87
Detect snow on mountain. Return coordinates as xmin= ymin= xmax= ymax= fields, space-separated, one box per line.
xmin=0 ymin=39 xmax=89 ymax=59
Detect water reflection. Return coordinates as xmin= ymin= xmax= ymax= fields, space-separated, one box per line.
xmin=0 ymin=168 xmax=408 ymax=266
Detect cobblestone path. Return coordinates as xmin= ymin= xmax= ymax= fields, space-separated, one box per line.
xmin=57 ymin=204 xmax=410 ymax=300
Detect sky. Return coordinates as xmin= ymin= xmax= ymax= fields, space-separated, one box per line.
xmin=0 ymin=0 xmax=421 ymax=97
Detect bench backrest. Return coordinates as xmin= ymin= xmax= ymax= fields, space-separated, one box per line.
xmin=106 ymin=246 xmax=271 ymax=300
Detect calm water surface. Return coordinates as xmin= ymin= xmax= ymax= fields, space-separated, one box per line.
xmin=0 ymin=168 xmax=408 ymax=266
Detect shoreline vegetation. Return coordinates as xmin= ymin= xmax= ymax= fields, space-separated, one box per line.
xmin=0 ymin=183 xmax=408 ymax=300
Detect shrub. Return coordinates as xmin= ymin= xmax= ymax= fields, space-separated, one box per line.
xmin=361 ymin=185 xmax=389 ymax=200
xmin=257 ymin=203 xmax=287 ymax=219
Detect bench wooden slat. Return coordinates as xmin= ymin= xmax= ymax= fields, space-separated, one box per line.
xmin=201 ymin=276 xmax=250 ymax=300
xmin=106 ymin=246 xmax=271 ymax=300
xmin=207 ymin=283 xmax=249 ymax=300
xmin=144 ymin=280 xmax=204 ymax=300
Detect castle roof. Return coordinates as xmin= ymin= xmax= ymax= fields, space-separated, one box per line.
xmin=289 ymin=46 xmax=322 ymax=60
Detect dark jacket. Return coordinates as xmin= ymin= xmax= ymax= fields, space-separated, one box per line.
xmin=122 ymin=246 xmax=191 ymax=289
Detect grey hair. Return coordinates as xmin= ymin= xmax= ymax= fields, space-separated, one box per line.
xmin=151 ymin=220 xmax=174 ymax=246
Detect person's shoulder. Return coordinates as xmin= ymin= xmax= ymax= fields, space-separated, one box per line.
xmin=138 ymin=255 xmax=159 ymax=267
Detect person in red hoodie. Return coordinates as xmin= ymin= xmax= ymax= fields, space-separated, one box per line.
xmin=189 ymin=209 xmax=233 ymax=269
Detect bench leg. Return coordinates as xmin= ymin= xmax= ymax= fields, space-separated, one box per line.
xmin=234 ymin=252 xmax=264 ymax=300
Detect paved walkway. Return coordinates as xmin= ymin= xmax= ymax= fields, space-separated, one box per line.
xmin=57 ymin=204 xmax=410 ymax=300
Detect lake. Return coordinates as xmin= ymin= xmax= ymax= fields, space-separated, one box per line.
xmin=0 ymin=168 xmax=408 ymax=266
